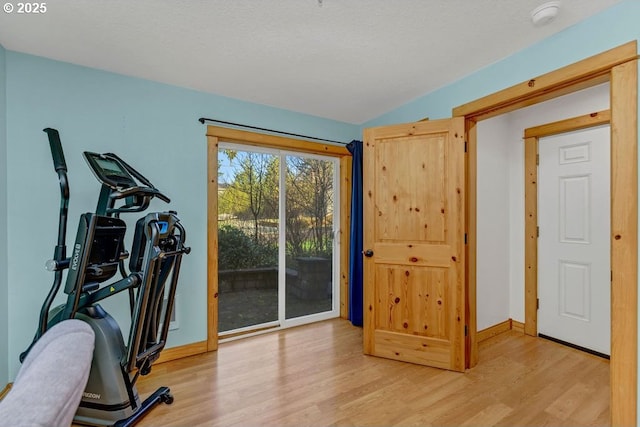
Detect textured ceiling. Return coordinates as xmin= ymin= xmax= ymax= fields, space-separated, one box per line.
xmin=0 ymin=0 xmax=624 ymax=124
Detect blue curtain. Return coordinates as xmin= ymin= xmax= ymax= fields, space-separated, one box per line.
xmin=346 ymin=140 xmax=363 ymax=326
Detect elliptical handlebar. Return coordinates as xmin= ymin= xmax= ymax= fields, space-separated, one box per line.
xmin=44 ymin=128 xmax=68 ymax=173
xmin=43 ymin=128 xmax=70 ymax=250
xmin=42 ymin=127 xmax=70 ymax=260
xmin=110 ymin=186 xmax=171 ymax=204
xmin=21 ymin=128 xmax=72 ymax=361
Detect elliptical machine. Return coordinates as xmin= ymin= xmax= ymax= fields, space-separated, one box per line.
xmin=21 ymin=128 xmax=190 ymax=427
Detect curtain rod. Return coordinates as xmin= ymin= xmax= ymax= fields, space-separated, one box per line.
xmin=198 ymin=117 xmax=346 ymax=145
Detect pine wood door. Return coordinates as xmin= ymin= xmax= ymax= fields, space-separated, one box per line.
xmin=363 ymin=117 xmax=466 ymax=372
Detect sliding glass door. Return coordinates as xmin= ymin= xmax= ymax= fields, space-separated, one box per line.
xmin=218 ymin=144 xmax=339 ymax=335
xmin=284 ymin=155 xmax=334 ymax=320
xmin=217 ymin=147 xmax=279 ymax=332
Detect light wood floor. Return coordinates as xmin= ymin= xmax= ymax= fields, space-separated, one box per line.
xmin=136 ymin=319 xmax=610 ymax=426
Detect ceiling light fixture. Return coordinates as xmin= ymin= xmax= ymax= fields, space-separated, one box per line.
xmin=531 ymin=1 xmax=560 ymax=26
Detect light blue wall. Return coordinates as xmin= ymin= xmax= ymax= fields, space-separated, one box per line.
xmin=363 ymin=0 xmax=640 ymax=128
xmin=3 ymin=51 xmax=359 ymax=379
xmin=0 ymin=43 xmax=8 ymax=387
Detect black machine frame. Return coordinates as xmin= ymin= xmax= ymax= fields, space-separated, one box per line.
xmin=22 ymin=128 xmax=190 ymax=427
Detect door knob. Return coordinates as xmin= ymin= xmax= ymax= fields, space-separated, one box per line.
xmin=364 ymin=249 xmax=374 ymax=257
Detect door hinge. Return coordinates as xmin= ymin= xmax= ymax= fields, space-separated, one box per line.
xmin=536 ymin=154 xmax=539 ymax=165
xmin=464 ymin=233 xmax=468 ymax=245
xmin=464 ymin=325 xmax=468 ymax=336
xmin=537 ymin=298 xmax=540 ymax=310
xmin=537 ymin=226 xmax=539 ymax=238
xmin=611 ymin=270 xmax=613 ymax=282
xmin=464 ymin=141 xmax=468 ymax=153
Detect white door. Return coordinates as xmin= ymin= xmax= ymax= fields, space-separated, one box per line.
xmin=538 ymin=125 xmax=610 ymax=356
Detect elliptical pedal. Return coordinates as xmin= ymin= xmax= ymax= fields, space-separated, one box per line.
xmin=113 ymin=387 xmax=174 ymax=427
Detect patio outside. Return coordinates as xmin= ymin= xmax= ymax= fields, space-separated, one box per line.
xmin=217 ymin=148 xmax=335 ymax=333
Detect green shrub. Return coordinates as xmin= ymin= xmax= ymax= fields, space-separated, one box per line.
xmin=218 ymin=225 xmax=277 ymax=270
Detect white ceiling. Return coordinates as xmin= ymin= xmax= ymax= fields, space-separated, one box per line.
xmin=0 ymin=0 xmax=624 ymax=124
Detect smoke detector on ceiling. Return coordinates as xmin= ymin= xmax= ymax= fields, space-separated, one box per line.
xmin=531 ymin=1 xmax=561 ymax=26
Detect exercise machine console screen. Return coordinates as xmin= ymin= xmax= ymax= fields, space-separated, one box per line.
xmin=84 ymin=152 xmax=137 ymax=189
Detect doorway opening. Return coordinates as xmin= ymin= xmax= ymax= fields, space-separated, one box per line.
xmin=455 ymin=41 xmax=637 ymax=426
xmin=474 ymin=83 xmax=611 ymax=349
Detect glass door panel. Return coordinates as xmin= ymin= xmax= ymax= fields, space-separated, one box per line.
xmin=284 ymin=155 xmax=334 ymax=320
xmin=217 ymin=147 xmax=279 ymax=333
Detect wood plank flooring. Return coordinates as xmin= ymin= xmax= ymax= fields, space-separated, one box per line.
xmin=135 ymin=319 xmax=609 ymax=426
